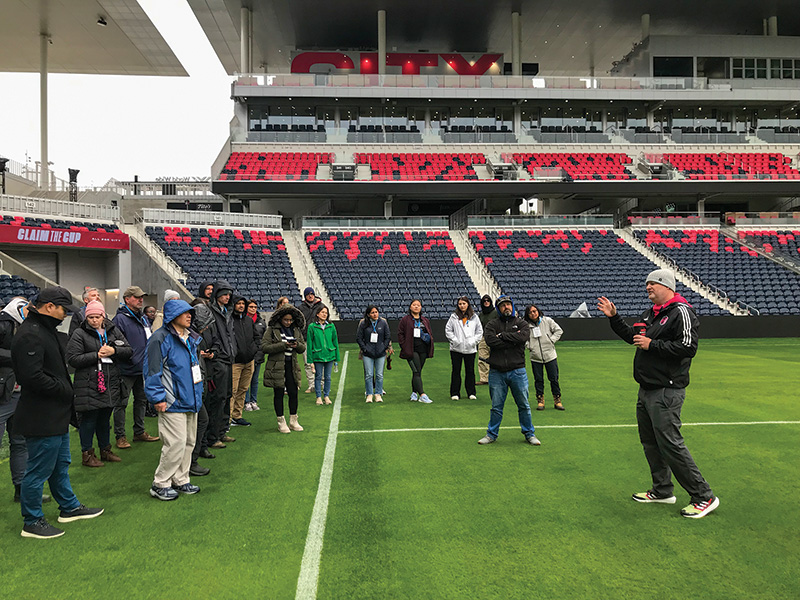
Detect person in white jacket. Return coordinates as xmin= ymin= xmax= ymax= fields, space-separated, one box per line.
xmin=523 ymin=304 xmax=564 ymax=411
xmin=445 ymin=297 xmax=483 ymax=400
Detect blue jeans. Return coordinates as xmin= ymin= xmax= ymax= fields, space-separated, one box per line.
xmin=246 ymin=362 xmax=262 ymax=405
xmin=21 ymin=433 xmax=80 ymax=525
xmin=314 ymin=361 xmax=334 ymax=398
xmin=363 ymin=355 xmax=385 ymax=395
xmin=486 ymin=368 xmax=535 ymax=440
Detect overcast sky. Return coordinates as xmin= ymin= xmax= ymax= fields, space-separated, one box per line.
xmin=0 ymin=1 xmax=232 ymax=188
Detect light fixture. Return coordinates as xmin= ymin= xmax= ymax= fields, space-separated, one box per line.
xmin=97 ymin=16 xmax=108 ymax=26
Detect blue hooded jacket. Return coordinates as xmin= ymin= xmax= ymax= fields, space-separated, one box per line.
xmin=113 ymin=304 xmax=152 ymax=377
xmin=144 ymin=300 xmax=203 ymax=413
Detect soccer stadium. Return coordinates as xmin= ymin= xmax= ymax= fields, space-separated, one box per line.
xmin=1 ymin=1 xmax=799 ymax=598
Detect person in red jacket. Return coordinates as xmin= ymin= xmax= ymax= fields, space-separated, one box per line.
xmin=598 ymin=269 xmax=718 ymax=519
xmin=397 ymin=299 xmax=434 ymax=404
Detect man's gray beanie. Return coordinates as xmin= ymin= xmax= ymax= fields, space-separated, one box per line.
xmin=646 ymin=269 xmax=676 ymax=291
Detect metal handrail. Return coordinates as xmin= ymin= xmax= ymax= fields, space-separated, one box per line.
xmin=0 ymin=194 xmax=120 ymax=222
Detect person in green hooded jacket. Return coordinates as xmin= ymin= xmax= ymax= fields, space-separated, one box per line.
xmin=306 ymin=305 xmax=339 ymax=406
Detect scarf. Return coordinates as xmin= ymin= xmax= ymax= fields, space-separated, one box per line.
xmin=653 ymin=294 xmax=691 ymax=316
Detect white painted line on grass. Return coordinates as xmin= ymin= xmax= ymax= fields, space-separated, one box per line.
xmin=295 ymin=351 xmax=349 ymax=600
xmin=339 ymin=420 xmax=800 ymax=435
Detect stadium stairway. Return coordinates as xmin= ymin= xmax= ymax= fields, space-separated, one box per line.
xmin=122 ymin=223 xmax=195 ymax=299
xmin=616 ymin=228 xmax=744 ymax=315
xmin=282 ymin=230 xmax=340 ymax=319
xmin=719 ymin=224 xmax=800 ymax=277
xmin=448 ymin=230 xmax=502 ymax=298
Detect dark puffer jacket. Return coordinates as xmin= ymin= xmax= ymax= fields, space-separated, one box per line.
xmin=232 ymin=296 xmax=259 ymax=364
xmin=66 ymin=318 xmax=133 ymax=412
xmin=262 ymin=305 xmax=306 ymax=389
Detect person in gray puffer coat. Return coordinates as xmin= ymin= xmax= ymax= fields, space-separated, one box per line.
xmin=66 ymin=300 xmax=133 ymax=466
xmin=523 ymin=304 xmax=564 ymax=411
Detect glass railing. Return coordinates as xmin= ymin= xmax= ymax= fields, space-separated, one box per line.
xmin=628 ymin=213 xmax=722 ymax=226
xmin=235 ymin=73 xmax=709 ymax=91
xmin=0 ymin=194 xmax=120 ymax=222
xmin=468 ymin=214 xmax=614 ymax=227
xmin=140 ymin=208 xmax=282 ymax=229
xmin=302 ymin=216 xmax=449 ymax=229
xmin=724 ymin=212 xmax=800 ymax=225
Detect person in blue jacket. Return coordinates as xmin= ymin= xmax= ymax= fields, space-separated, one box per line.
xmin=144 ymin=300 xmax=204 ymax=501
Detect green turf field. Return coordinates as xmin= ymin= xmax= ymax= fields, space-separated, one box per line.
xmin=1 ymin=339 xmax=798 ymax=599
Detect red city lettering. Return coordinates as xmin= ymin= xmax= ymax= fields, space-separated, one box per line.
xmin=291 ymin=52 xmax=501 ymax=75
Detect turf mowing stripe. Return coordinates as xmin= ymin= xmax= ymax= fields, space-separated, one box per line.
xmin=338 ymin=420 xmax=800 ymax=434
xmin=296 ymin=351 xmax=349 ymax=600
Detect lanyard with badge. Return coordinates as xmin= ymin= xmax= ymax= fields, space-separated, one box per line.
xmin=97 ymin=330 xmax=114 ymax=363
xmin=413 ymin=318 xmax=422 ymax=338
xmin=370 ymin=320 xmax=379 ymax=343
xmin=125 ymin=305 xmax=152 ymax=339
xmin=183 ymin=336 xmax=203 ymax=384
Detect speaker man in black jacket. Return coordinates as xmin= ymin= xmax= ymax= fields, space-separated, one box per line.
xmin=598 ymin=269 xmax=718 ymax=519
xmin=478 ymin=295 xmax=541 ymax=446
xmin=12 ymin=287 xmax=103 ymax=539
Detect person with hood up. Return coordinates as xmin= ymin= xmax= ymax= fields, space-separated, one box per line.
xmin=478 ymin=295 xmax=541 ymax=446
xmin=356 ymin=305 xmax=391 ymax=403
xmin=262 ymin=304 xmax=306 ymax=434
xmin=188 ymin=299 xmax=216 ymax=476
xmin=0 ymin=297 xmax=42 ymax=504
xmin=299 ymin=287 xmax=322 ymax=393
xmin=598 ymin=269 xmax=718 ymax=519
xmin=112 ymin=286 xmax=159 ymax=448
xmin=197 ymin=281 xmax=214 ymax=305
xmin=66 ymin=300 xmax=133 ymax=467
xmin=229 ymin=296 xmax=259 ymax=426
xmin=476 ymin=295 xmax=494 ymax=385
xmin=306 ymin=305 xmax=339 ymax=406
xmin=244 ymin=299 xmax=267 ymax=412
xmin=445 ymin=296 xmax=483 ymax=401
xmin=144 ymin=300 xmax=204 ymax=501
xmin=523 ymin=304 xmax=565 ymax=411
xmin=397 ymin=299 xmax=434 ymax=404
xmin=13 ymin=287 xmax=104 ymax=539
xmin=206 ymin=280 xmax=237 ymax=448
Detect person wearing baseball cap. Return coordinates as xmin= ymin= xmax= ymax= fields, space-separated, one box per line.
xmin=598 ymin=269 xmax=719 ymax=519
xmin=12 ymin=287 xmax=104 ymax=538
xmin=112 ymin=285 xmax=159 ymax=448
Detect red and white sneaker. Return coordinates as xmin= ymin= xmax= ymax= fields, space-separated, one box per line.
xmin=680 ymin=496 xmax=720 ymax=519
xmin=632 ymin=491 xmax=677 ymax=504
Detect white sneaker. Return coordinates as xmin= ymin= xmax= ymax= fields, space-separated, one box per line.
xmin=252 ymin=403 xmax=260 ymax=411
xmin=244 ymin=403 xmax=253 ymax=412
xmin=410 ymin=392 xmax=418 ymax=402
xmin=419 ymin=394 xmax=433 ymax=404
xmin=477 ymin=435 xmax=495 ymax=445
xmin=374 ymin=394 xmax=383 ymax=403
xmin=450 ymin=395 xmax=459 ymax=401
xmin=468 ymin=395 xmax=477 ymax=400
xmin=366 ymin=395 xmax=373 ymax=403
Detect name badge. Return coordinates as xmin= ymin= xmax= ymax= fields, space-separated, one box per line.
xmin=100 ymin=357 xmax=113 ymax=364
xmin=370 ymin=332 xmax=379 ymax=343
xmin=413 ymin=328 xmax=421 ymax=338
xmin=191 ymin=364 xmax=202 ymax=384
xmin=145 ymin=326 xmax=152 ymax=340
xmin=533 ymin=326 xmax=542 ymax=338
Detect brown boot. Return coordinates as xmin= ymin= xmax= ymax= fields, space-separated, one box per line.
xmin=536 ymin=394 xmax=545 ymax=411
xmin=81 ymin=449 xmax=104 ymax=468
xmin=554 ymin=396 xmax=565 ymax=411
xmin=100 ymin=445 xmax=122 ymax=462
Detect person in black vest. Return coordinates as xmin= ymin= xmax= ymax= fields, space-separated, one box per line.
xmin=66 ymin=300 xmax=133 ymax=468
xmin=12 ymin=287 xmax=103 ymax=539
xmin=112 ymin=286 xmax=159 ymax=448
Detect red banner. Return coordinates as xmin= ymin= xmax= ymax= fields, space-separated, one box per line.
xmin=0 ymin=225 xmax=129 ymax=250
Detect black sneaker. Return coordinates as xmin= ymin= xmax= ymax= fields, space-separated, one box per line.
xmin=230 ymin=418 xmax=252 ymax=427
xmin=199 ymin=449 xmax=216 ymax=459
xmin=189 ymin=463 xmax=210 ymax=477
xmin=57 ymin=504 xmax=104 ymax=523
xmin=21 ymin=518 xmax=65 ymax=539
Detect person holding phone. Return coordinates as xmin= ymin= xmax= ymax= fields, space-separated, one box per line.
xmin=397 ymin=299 xmax=434 ymax=404
xmin=262 ymin=304 xmax=306 ymax=434
xmin=523 ymin=304 xmax=564 ymax=411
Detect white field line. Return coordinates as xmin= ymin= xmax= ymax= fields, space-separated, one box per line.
xmin=339 ymin=420 xmax=800 ymax=435
xmin=295 ymin=351 xmax=349 ymax=600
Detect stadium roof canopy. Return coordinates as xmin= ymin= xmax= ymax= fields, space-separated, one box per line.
xmin=1 ymin=0 xmax=187 ymax=76
xmin=189 ymin=0 xmax=800 ymax=76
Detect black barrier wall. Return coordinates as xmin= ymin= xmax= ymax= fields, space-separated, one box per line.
xmin=331 ymin=316 xmax=800 ymax=344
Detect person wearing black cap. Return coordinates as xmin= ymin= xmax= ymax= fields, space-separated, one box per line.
xmin=299 ymin=287 xmax=322 ymax=393
xmin=478 ymin=295 xmax=540 ymax=446
xmin=598 ymin=269 xmax=718 ymax=519
xmin=112 ymin=285 xmax=159 ymax=448
xmin=12 ymin=287 xmax=103 ymax=538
